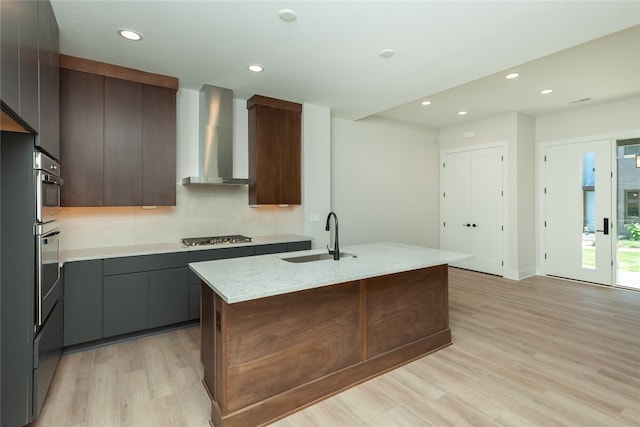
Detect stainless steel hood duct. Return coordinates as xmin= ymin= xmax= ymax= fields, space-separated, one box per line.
xmin=182 ymin=85 xmax=249 ymax=185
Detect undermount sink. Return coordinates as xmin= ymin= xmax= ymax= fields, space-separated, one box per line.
xmin=281 ymin=252 xmax=356 ymax=263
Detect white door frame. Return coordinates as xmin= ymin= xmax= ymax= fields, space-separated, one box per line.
xmin=536 ymin=133 xmax=636 ymax=285
xmin=440 ymin=140 xmax=508 ymax=277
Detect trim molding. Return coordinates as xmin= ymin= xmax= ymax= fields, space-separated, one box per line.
xmin=60 ymin=54 xmax=179 ymax=90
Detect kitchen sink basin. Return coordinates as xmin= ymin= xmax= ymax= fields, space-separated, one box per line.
xmin=281 ymin=252 xmax=355 ymax=263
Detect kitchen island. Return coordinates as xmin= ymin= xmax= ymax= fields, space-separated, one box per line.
xmin=189 ymin=243 xmax=470 ymax=427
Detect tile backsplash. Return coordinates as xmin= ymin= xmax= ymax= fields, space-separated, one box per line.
xmin=59 ymin=184 xmax=303 ymax=250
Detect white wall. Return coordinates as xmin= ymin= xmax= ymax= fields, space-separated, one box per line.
xmin=60 ymin=88 xmax=316 ymax=250
xmin=331 ymin=116 xmax=439 ymax=247
xmin=536 ymin=96 xmax=640 ymax=144
xmin=302 ymin=103 xmax=331 ymax=248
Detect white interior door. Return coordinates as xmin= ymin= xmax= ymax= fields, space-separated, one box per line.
xmin=544 ymin=140 xmax=613 ymax=285
xmin=441 ymin=146 xmax=503 ymax=275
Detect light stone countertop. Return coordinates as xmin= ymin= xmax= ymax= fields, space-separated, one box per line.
xmin=189 ymin=242 xmax=472 ymax=304
xmin=61 ymin=234 xmax=312 ymax=263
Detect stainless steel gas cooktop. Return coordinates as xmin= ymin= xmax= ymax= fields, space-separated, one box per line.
xmin=182 ymin=235 xmax=252 ymax=247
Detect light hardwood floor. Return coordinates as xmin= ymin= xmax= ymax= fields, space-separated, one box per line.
xmin=32 ymin=268 xmax=640 ymax=426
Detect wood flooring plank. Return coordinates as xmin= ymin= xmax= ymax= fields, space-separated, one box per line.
xmin=32 ymin=269 xmax=640 ymax=427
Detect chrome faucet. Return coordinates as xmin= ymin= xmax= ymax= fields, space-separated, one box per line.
xmin=325 ymin=212 xmax=340 ymax=260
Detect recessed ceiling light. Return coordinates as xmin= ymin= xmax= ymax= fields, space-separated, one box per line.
xmin=540 ymin=89 xmax=553 ymax=95
xmin=248 ymin=64 xmax=264 ymax=73
xmin=421 ymin=101 xmax=432 ymax=106
xmin=505 ymin=72 xmax=520 ymax=79
xmin=118 ymin=29 xmax=142 ymax=41
xmin=379 ymin=49 xmax=395 ymax=58
xmin=279 ymin=9 xmax=297 ymax=22
xmin=458 ymin=111 xmax=467 ymax=116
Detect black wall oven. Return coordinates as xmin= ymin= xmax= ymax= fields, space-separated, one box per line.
xmin=34 ymin=151 xmax=63 ymax=327
xmin=32 ymin=151 xmax=63 ymax=420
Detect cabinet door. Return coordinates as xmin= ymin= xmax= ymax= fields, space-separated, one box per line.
xmin=64 ymin=260 xmax=104 ymax=346
xmin=104 ymin=272 xmax=148 ymax=337
xmin=18 ymin=0 xmax=39 ymax=131
xmin=36 ymin=0 xmax=60 ymax=159
xmin=142 ymin=85 xmax=176 ymax=206
xmin=60 ymin=69 xmax=104 ymax=206
xmin=1 ymin=0 xmax=20 ymax=114
xmin=104 ymin=77 xmax=143 ymax=206
xmin=277 ymin=107 xmax=302 ymax=204
xmin=250 ymin=104 xmax=281 ymax=204
xmin=149 ymin=267 xmax=188 ymax=328
xmin=188 ymin=284 xmax=200 ymax=320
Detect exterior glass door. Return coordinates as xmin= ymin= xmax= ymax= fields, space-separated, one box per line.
xmin=616 ymin=138 xmax=640 ymax=290
xmin=544 ymin=140 xmax=612 ymax=285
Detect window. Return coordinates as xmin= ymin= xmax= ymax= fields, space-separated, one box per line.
xmin=626 ymin=190 xmax=640 ymax=219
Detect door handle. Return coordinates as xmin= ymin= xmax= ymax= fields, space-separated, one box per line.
xmin=596 ymin=218 xmax=609 ymax=235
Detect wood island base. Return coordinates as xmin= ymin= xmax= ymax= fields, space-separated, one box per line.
xmin=200 ymin=264 xmax=451 ymax=427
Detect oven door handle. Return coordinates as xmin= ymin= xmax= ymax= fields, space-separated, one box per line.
xmin=42 ymin=230 xmax=61 ymax=241
xmin=41 ymin=174 xmax=64 ymax=186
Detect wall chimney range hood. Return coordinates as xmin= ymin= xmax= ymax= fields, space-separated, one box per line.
xmin=182 ymin=85 xmax=249 ymax=185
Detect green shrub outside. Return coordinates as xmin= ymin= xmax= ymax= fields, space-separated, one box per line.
xmin=625 ymin=223 xmax=640 ymax=241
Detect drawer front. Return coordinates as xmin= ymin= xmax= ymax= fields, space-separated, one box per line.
xmin=104 ymin=251 xmax=188 ymax=275
xmin=254 ymin=243 xmax=288 ymax=255
xmin=288 ymin=240 xmax=312 ymax=252
xmin=188 ymin=246 xmax=254 ymax=263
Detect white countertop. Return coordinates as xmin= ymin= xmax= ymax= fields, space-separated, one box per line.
xmin=61 ymin=234 xmax=311 ymax=263
xmin=190 ymin=242 xmax=472 ymax=304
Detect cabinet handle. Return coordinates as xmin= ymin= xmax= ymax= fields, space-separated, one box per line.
xmin=462 ymin=223 xmax=471 ymax=227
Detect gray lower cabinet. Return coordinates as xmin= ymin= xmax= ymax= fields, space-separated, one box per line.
xmin=103 ymin=252 xmax=189 ymax=338
xmin=149 ymin=267 xmax=189 ymax=328
xmin=104 ymin=272 xmax=149 ymax=337
xmin=63 ymin=259 xmax=103 ymax=346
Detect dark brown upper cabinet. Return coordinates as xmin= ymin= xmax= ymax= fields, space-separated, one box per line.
xmin=247 ymin=95 xmax=302 ymax=205
xmin=60 ymin=55 xmax=177 ymax=207
xmin=60 ymin=68 xmax=104 ymax=206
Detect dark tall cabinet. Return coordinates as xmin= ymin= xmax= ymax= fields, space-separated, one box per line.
xmin=36 ymin=0 xmax=60 ymax=159
xmin=1 ymin=135 xmax=37 ymax=427
xmin=247 ymin=95 xmax=302 ymax=205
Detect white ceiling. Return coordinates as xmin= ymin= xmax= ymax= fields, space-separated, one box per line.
xmin=50 ymin=1 xmax=640 ymax=128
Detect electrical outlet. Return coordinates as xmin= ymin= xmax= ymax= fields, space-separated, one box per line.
xmin=310 ymin=213 xmax=320 ymax=223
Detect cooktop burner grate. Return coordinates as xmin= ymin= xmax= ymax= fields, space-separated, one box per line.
xmin=182 ymin=234 xmax=252 ymax=247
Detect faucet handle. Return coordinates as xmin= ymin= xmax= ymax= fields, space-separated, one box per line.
xmin=327 ymin=244 xmax=335 ymax=255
